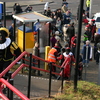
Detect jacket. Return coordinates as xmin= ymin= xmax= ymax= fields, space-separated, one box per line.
xmin=0 ymin=38 xmax=21 ymax=61
xmin=57 ymin=52 xmax=75 ymax=77
xmin=71 ymin=36 xmax=77 ymax=48
xmin=48 ymin=48 xmax=58 ymax=63
xmin=86 ymin=0 xmax=90 ymax=7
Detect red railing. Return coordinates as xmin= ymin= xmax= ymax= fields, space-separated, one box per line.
xmin=0 ymin=51 xmax=29 ymax=78
xmin=60 ymin=57 xmax=69 ymax=68
xmin=11 ymin=64 xmax=60 ymax=79
xmin=0 ymin=78 xmax=30 ymax=100
xmin=31 ymin=54 xmax=61 ymax=68
xmin=0 ymin=51 xmax=62 ymax=99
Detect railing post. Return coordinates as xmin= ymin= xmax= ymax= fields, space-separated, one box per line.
xmin=48 ymin=62 xmax=52 ymax=98
xmin=61 ymin=68 xmax=64 ymax=93
xmin=7 ymin=71 xmax=11 ymax=98
xmin=7 ymin=71 xmax=13 ymax=100
xmin=27 ymin=53 xmax=32 ymax=98
xmin=3 ymin=2 xmax=6 ymax=27
xmin=9 ymin=79 xmax=13 ymax=100
xmin=37 ymin=28 xmax=40 ymax=76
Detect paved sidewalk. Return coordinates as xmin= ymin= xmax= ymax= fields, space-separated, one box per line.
xmin=5 ymin=0 xmax=54 ymax=15
xmin=6 ymin=0 xmax=54 ymax=8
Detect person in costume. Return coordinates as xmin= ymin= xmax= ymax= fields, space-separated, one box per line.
xmin=57 ymin=47 xmax=75 ymax=80
xmin=0 ymin=27 xmax=21 ymax=73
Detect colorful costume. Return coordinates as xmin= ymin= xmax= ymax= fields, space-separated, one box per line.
xmin=0 ymin=27 xmax=21 ymax=73
xmin=57 ymin=48 xmax=75 ymax=79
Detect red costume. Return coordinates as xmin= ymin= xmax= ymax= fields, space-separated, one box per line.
xmin=87 ymin=20 xmax=96 ymax=41
xmin=57 ymin=52 xmax=75 ymax=78
xmin=70 ymin=36 xmax=77 ymax=48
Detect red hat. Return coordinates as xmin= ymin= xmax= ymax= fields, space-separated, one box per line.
xmin=91 ymin=19 xmax=95 ymax=22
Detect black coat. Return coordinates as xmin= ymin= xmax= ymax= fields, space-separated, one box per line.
xmin=67 ymin=26 xmax=75 ymax=39
xmin=95 ymin=51 xmax=100 ymax=63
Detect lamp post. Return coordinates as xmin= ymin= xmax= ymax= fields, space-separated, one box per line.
xmin=89 ymin=0 xmax=93 ymax=18
xmin=74 ymin=0 xmax=84 ymax=91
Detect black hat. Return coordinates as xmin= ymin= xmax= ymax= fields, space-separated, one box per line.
xmin=0 ymin=27 xmax=10 ymax=37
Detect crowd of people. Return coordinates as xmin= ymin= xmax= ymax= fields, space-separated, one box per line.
xmin=43 ymin=0 xmax=82 ymax=80
xmin=0 ymin=0 xmax=99 ymax=81
xmin=43 ymin=0 xmax=100 ymax=81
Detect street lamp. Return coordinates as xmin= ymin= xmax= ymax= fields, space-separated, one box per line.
xmin=89 ymin=0 xmax=93 ymax=18
xmin=74 ymin=0 xmax=84 ymax=90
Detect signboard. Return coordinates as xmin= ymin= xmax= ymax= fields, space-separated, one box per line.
xmin=0 ymin=3 xmax=3 ymax=19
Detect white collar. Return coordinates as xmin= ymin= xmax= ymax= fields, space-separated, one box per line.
xmin=63 ymin=52 xmax=69 ymax=57
xmin=0 ymin=38 xmax=11 ymax=50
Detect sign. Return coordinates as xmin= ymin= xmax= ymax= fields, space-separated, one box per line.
xmin=0 ymin=3 xmax=3 ymax=19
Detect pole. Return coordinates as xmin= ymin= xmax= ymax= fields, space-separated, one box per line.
xmin=48 ymin=22 xmax=51 ymax=46
xmin=89 ymin=0 xmax=93 ymax=18
xmin=61 ymin=68 xmax=64 ymax=93
xmin=84 ymin=46 xmax=88 ymax=80
xmin=23 ymin=23 xmax=25 ymax=52
xmin=9 ymin=79 xmax=13 ymax=100
xmin=74 ymin=0 xmax=84 ymax=91
xmin=48 ymin=62 xmax=52 ymax=98
xmin=98 ymin=54 xmax=100 ymax=85
xmin=37 ymin=28 xmax=40 ymax=76
xmin=27 ymin=53 xmax=32 ymax=98
xmin=13 ymin=18 xmax=16 ymax=41
xmin=7 ymin=71 xmax=13 ymax=99
xmin=37 ymin=19 xmax=40 ymax=76
xmin=22 ymin=23 xmax=25 ymax=73
xmin=3 ymin=2 xmax=6 ymax=27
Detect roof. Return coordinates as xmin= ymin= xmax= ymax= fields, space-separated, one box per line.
xmin=12 ymin=11 xmax=52 ymax=23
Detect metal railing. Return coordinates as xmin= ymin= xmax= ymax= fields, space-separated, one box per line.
xmin=0 ymin=51 xmax=69 ymax=99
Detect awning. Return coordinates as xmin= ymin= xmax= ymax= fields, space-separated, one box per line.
xmin=12 ymin=11 xmax=52 ymax=23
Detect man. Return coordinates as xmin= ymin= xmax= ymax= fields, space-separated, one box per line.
xmin=0 ymin=27 xmax=21 ymax=74
xmin=57 ymin=47 xmax=75 ymax=80
xmin=63 ymin=11 xmax=71 ymax=25
xmin=83 ymin=25 xmax=92 ymax=44
xmin=81 ymin=40 xmax=92 ymax=67
xmin=67 ymin=23 xmax=75 ymax=46
xmin=87 ymin=19 xmax=96 ymax=42
xmin=95 ymin=41 xmax=100 ymax=65
xmin=61 ymin=3 xmax=68 ymax=14
xmin=86 ymin=0 xmax=90 ymax=11
xmin=48 ymin=47 xmax=58 ymax=78
xmin=71 ymin=33 xmax=77 ymax=57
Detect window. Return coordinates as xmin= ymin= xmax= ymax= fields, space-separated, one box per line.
xmin=96 ymin=17 xmax=100 ymax=22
